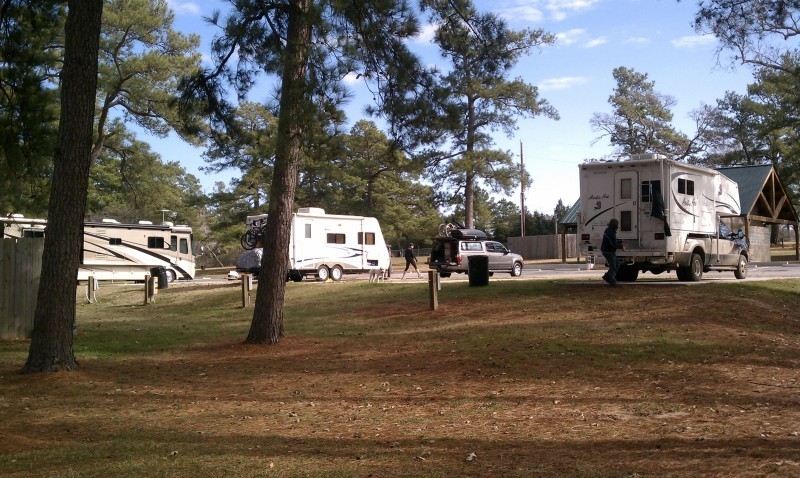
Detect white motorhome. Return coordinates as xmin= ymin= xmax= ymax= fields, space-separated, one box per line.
xmin=240 ymin=207 xmax=391 ymax=281
xmin=578 ymin=154 xmax=749 ymax=281
xmin=1 ymin=214 xmax=195 ymax=282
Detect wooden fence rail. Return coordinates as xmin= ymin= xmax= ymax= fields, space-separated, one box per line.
xmin=0 ymin=237 xmax=43 ymax=339
xmin=507 ymin=234 xmax=578 ymax=261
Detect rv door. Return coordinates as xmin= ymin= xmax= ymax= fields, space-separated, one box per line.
xmin=614 ymin=171 xmax=638 ymax=241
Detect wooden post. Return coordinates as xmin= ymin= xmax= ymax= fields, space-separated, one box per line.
xmin=144 ymin=274 xmax=156 ymax=304
xmin=428 ymin=270 xmax=439 ymax=310
xmin=241 ymin=274 xmax=252 ymax=307
xmin=87 ymin=276 xmax=97 ymax=303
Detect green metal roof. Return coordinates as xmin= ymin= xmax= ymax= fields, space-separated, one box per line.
xmin=714 ymin=164 xmax=773 ymax=215
xmin=559 ymin=199 xmax=580 ymax=225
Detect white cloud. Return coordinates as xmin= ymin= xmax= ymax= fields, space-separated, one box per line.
xmin=584 ymin=36 xmax=607 ymax=48
xmin=556 ymin=28 xmax=587 ymax=46
xmin=501 ymin=5 xmax=546 ymax=23
xmin=546 ymin=0 xmax=600 ymax=21
xmin=556 ymin=29 xmax=606 ymax=48
xmin=671 ymin=35 xmax=716 ymax=48
xmin=166 ymin=0 xmax=201 ymax=15
xmin=538 ymin=76 xmax=588 ymax=91
xmin=412 ymin=23 xmax=439 ymax=44
xmin=624 ymin=36 xmax=650 ymax=45
xmin=343 ymin=72 xmax=360 ymax=85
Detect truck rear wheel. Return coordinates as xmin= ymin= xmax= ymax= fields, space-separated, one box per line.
xmin=616 ymin=265 xmax=638 ymax=282
xmin=734 ymin=254 xmax=748 ymax=279
xmin=688 ymin=253 xmax=703 ymax=281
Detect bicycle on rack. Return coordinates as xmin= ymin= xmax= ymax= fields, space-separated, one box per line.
xmin=438 ymin=222 xmax=460 ymax=237
xmin=241 ymin=219 xmax=267 ymax=250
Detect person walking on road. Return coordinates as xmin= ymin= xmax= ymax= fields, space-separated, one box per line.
xmin=601 ymin=218 xmax=623 ymax=286
xmin=401 ymin=243 xmax=422 ymax=279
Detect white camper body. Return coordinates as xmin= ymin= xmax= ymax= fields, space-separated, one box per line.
xmin=244 ymin=207 xmax=391 ymax=281
xmin=1 ymin=215 xmax=195 ymax=282
xmin=578 ymin=154 xmax=749 ymax=281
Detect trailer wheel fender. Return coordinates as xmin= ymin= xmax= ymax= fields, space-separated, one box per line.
xmin=330 ymin=265 xmax=343 ymax=281
xmin=734 ymin=254 xmax=748 ymax=280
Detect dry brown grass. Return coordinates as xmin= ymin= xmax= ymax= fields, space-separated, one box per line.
xmin=1 ymin=278 xmax=799 ymax=477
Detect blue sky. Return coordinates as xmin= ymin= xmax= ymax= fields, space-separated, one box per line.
xmin=160 ymin=0 xmax=756 ymax=214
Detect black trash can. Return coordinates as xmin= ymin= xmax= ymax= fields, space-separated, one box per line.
xmin=468 ymin=255 xmax=489 ymax=287
xmin=150 ymin=266 xmax=168 ymax=289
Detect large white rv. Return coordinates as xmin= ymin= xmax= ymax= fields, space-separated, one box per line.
xmin=578 ymin=154 xmax=749 ymax=281
xmin=1 ymin=214 xmax=195 ymax=282
xmin=239 ymin=207 xmax=391 ymax=281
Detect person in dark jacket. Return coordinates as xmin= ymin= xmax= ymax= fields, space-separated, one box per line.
xmin=601 ymin=218 xmax=623 ymax=286
xmin=401 ymin=243 xmax=422 ymax=279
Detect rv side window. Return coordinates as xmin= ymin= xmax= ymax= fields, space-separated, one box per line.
xmin=109 ymin=238 xmax=122 ymax=245
xmin=641 ymin=180 xmax=661 ymax=203
xmin=148 ymin=236 xmax=165 ymax=248
xmin=327 ymin=233 xmax=345 ymax=244
xmin=358 ymin=232 xmax=376 ymax=245
xmin=170 ymin=235 xmax=178 ymax=252
xmin=678 ymin=178 xmax=695 ymax=195
xmin=620 ymin=211 xmax=632 ymax=232
xmin=180 ymin=238 xmax=189 ymax=254
xmin=620 ymin=178 xmax=632 ymax=200
xmin=304 ymin=224 xmax=311 ymax=239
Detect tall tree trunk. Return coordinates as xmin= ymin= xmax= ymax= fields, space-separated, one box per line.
xmin=22 ymin=0 xmax=103 ymax=373
xmin=464 ymin=92 xmax=476 ymax=229
xmin=246 ymin=0 xmax=311 ymax=344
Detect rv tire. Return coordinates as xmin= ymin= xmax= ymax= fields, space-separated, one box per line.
xmin=317 ymin=265 xmax=330 ymax=281
xmin=166 ymin=269 xmax=177 ymax=283
xmin=330 ymin=265 xmax=343 ymax=282
xmin=734 ymin=254 xmax=748 ymax=279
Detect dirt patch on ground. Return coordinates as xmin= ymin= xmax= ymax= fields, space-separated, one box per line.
xmin=1 ymin=281 xmax=799 ymax=477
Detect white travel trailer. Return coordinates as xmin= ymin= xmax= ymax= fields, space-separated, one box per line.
xmin=240 ymin=207 xmax=391 ymax=281
xmin=578 ymin=154 xmax=749 ymax=281
xmin=1 ymin=214 xmax=195 ymax=282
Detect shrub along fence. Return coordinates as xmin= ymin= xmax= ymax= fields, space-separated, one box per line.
xmin=0 ymin=237 xmax=43 ymax=339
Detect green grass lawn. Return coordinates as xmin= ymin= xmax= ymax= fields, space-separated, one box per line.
xmin=1 ymin=278 xmax=799 ymax=477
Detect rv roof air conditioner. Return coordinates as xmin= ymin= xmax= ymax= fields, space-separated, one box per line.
xmin=297 ymin=207 xmax=326 ymax=215
xmin=629 ymin=153 xmax=667 ymax=161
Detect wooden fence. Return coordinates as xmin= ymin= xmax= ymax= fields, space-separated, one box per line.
xmin=507 ymin=234 xmax=578 ymax=261
xmin=0 ymin=237 xmax=43 ymax=339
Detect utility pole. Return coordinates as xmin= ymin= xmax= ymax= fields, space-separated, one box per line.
xmin=520 ymin=141 xmax=526 ymax=237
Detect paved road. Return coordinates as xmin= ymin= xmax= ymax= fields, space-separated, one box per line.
xmin=198 ymin=261 xmax=800 ymax=285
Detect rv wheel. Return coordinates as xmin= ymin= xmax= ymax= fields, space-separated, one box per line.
xmin=166 ymin=269 xmax=177 ymax=283
xmin=317 ymin=265 xmax=330 ymax=281
xmin=734 ymin=254 xmax=748 ymax=279
xmin=330 ymin=265 xmax=344 ymax=281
